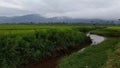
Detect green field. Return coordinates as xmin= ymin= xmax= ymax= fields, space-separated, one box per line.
xmin=0 ymin=25 xmax=120 ymax=68
xmin=0 ymin=25 xmax=93 ymax=68
xmin=0 ymin=25 xmax=96 ymax=35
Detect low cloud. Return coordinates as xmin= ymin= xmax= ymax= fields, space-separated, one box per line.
xmin=0 ymin=0 xmax=120 ymax=19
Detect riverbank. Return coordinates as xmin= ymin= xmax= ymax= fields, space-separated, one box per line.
xmin=25 ymin=33 xmax=106 ymax=68
xmin=25 ymin=41 xmax=91 ymax=68
xmin=58 ymin=38 xmax=120 ymax=68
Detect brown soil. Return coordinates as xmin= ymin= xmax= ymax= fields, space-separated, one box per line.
xmin=25 ymin=41 xmax=91 ymax=68
xmin=25 ymin=56 xmax=60 ymax=68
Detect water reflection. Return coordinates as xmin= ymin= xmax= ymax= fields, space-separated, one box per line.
xmin=88 ymin=33 xmax=106 ymax=45
xmin=79 ymin=33 xmax=106 ymax=52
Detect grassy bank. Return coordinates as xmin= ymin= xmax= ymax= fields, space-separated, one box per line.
xmin=91 ymin=26 xmax=120 ymax=37
xmin=58 ymin=38 xmax=120 ymax=68
xmin=59 ymin=26 xmax=120 ymax=68
xmin=105 ymin=42 xmax=120 ymax=68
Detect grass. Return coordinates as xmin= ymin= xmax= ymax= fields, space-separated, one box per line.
xmin=58 ymin=38 xmax=120 ymax=68
xmin=0 ymin=25 xmax=119 ymax=68
xmin=105 ymin=42 xmax=120 ymax=68
xmin=59 ymin=26 xmax=120 ymax=68
xmin=0 ymin=25 xmax=97 ymax=35
xmin=0 ymin=25 xmax=93 ymax=30
xmin=90 ymin=26 xmax=120 ymax=37
xmin=0 ymin=25 xmax=92 ymax=68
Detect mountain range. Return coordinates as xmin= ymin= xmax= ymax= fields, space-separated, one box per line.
xmin=0 ymin=14 xmax=118 ymax=24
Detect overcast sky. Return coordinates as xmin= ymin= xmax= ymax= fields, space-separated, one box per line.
xmin=0 ymin=0 xmax=120 ymax=19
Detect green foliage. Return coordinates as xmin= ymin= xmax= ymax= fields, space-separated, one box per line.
xmin=0 ymin=28 xmax=90 ymax=68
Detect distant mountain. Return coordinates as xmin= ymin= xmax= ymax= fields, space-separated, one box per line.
xmin=0 ymin=14 xmax=118 ymax=24
xmin=0 ymin=14 xmax=47 ymax=23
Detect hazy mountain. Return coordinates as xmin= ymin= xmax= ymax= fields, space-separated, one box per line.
xmin=0 ymin=14 xmax=47 ymax=23
xmin=0 ymin=14 xmax=117 ymax=24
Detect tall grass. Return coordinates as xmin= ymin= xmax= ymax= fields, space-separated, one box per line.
xmin=0 ymin=28 xmax=90 ymax=68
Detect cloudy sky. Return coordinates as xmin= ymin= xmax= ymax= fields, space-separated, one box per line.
xmin=0 ymin=0 xmax=120 ymax=19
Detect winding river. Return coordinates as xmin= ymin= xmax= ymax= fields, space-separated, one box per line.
xmin=87 ymin=33 xmax=106 ymax=45
xmin=80 ymin=33 xmax=106 ymax=52
xmin=26 ymin=33 xmax=106 ymax=68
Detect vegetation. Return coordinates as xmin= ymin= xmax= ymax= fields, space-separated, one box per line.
xmin=105 ymin=42 xmax=120 ymax=68
xmin=59 ymin=38 xmax=120 ymax=68
xmin=0 ymin=25 xmax=91 ymax=68
xmin=91 ymin=26 xmax=120 ymax=37
xmin=59 ymin=26 xmax=120 ymax=68
xmin=0 ymin=25 xmax=120 ymax=68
